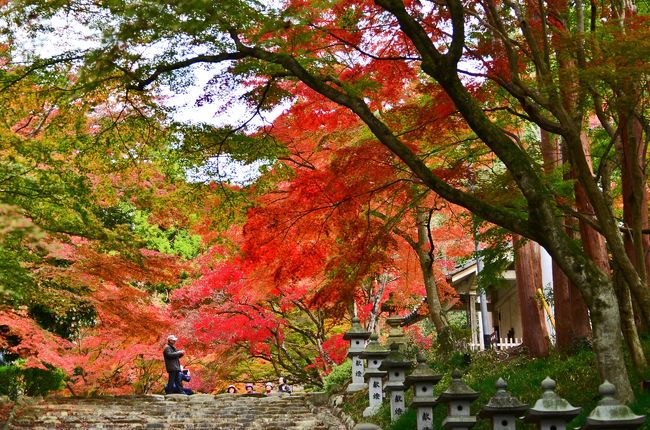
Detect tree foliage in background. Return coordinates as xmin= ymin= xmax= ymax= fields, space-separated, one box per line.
xmin=2 ymin=0 xmax=650 ymax=401
xmin=0 ymin=48 xmax=221 ymax=394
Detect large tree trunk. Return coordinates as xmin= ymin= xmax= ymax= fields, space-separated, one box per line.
xmin=588 ymin=282 xmax=634 ymax=402
xmin=551 ymin=266 xmax=572 ymax=349
xmin=613 ymin=264 xmax=648 ymax=373
xmin=619 ymin=111 xmax=650 ymax=326
xmin=513 ymin=237 xmax=549 ymax=356
xmin=574 ymin=134 xmax=611 ymax=272
xmin=550 ymin=264 xmax=591 ymax=350
xmin=414 ymin=207 xmax=451 ymax=346
xmin=568 ymin=280 xmax=592 ymax=343
xmin=539 ymin=130 xmax=591 ymax=350
xmin=570 ymin=136 xmax=609 ymax=341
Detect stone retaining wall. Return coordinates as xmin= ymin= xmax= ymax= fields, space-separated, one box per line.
xmin=1 ymin=392 xmax=350 ymax=430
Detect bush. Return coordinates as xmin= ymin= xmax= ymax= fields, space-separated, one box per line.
xmin=388 ymin=407 xmax=416 ymax=430
xmin=0 ymin=363 xmax=65 ymax=400
xmin=322 ymin=360 xmax=352 ymax=394
xmin=0 ymin=366 xmax=20 ymax=399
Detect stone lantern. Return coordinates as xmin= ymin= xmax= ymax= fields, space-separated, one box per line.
xmin=438 ymin=369 xmax=479 ymax=430
xmin=405 ymin=352 xmax=442 ymax=430
xmin=360 ymin=333 xmax=390 ymax=417
xmin=385 ymin=316 xmax=407 ymax=350
xmin=479 ymin=378 xmax=528 ymax=430
xmin=523 ymin=377 xmax=580 ymax=430
xmin=379 ymin=343 xmax=413 ymax=421
xmin=343 ymin=316 xmax=371 ymax=392
xmin=380 ymin=293 xmax=407 ymax=350
xmin=580 ymin=380 xmax=645 ymax=430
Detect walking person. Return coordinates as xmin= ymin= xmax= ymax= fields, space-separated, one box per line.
xmin=163 ymin=334 xmax=185 ymax=394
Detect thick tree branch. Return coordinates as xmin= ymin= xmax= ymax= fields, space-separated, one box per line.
xmin=125 ymin=53 xmax=247 ymax=91
xmin=227 ymin=31 xmax=531 ymax=239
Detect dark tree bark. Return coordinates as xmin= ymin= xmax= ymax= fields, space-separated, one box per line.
xmin=414 ymin=206 xmax=451 ymax=348
xmin=619 ymin=112 xmax=650 ymax=324
xmin=613 ymin=264 xmax=648 ymax=373
xmin=513 ymin=237 xmax=549 ymax=357
xmin=539 ymin=130 xmax=591 ymax=350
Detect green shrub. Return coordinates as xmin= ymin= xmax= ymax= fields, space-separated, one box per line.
xmin=340 ymin=390 xmax=372 ymax=424
xmin=0 ymin=366 xmax=20 ymax=399
xmin=0 ymin=363 xmax=65 ymax=400
xmin=323 ymin=360 xmax=352 ymax=394
xmin=387 ymin=407 xmax=416 ymax=430
xmin=23 ymin=366 xmax=66 ymax=396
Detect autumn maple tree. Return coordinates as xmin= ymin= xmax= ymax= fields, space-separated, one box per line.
xmin=168 ymin=91 xmax=476 ymax=385
xmin=0 ymin=55 xmax=221 ymax=395
xmin=4 ymin=0 xmax=650 ymax=402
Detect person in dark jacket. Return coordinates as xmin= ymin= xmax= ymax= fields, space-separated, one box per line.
xmin=163 ymin=334 xmax=185 ymax=394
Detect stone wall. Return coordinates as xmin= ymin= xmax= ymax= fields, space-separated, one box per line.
xmin=1 ymin=393 xmax=350 ymax=430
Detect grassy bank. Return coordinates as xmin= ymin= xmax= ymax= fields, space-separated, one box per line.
xmin=327 ymin=341 xmax=650 ymax=430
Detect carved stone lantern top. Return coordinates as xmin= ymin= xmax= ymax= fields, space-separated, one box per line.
xmin=479 ymin=378 xmax=528 ymax=419
xmin=379 ymin=343 xmax=413 ymax=372
xmin=524 ymin=377 xmax=581 ymax=423
xmin=359 ymin=333 xmax=390 ymax=359
xmin=581 ymin=381 xmax=645 ymax=430
xmin=405 ymin=353 xmax=442 ymax=387
xmin=343 ymin=317 xmax=371 ymax=341
xmin=438 ymin=369 xmax=479 ymax=403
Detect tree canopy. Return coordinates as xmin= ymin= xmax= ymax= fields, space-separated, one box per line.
xmin=1 ymin=0 xmax=650 ymax=401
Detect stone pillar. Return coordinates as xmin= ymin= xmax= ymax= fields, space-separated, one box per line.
xmin=438 ymin=369 xmax=479 ymax=430
xmin=523 ymin=377 xmax=580 ymax=430
xmin=405 ymin=353 xmax=442 ymax=430
xmin=343 ymin=317 xmax=371 ymax=392
xmin=479 ymin=378 xmax=528 ymax=430
xmin=580 ymin=381 xmax=645 ymax=430
xmin=379 ymin=343 xmax=413 ymax=421
xmin=360 ymin=333 xmax=389 ymax=417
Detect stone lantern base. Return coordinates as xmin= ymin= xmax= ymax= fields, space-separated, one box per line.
xmin=363 ymin=403 xmax=382 ymax=417
xmin=347 ymin=382 xmax=368 ymax=392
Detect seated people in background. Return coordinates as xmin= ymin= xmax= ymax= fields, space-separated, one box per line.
xmin=245 ymin=383 xmax=255 ymax=394
xmin=277 ymin=376 xmax=292 ymax=394
xmin=179 ymin=368 xmax=193 ymax=395
xmin=227 ymin=384 xmax=237 ymax=394
xmin=264 ymin=382 xmax=273 ymax=395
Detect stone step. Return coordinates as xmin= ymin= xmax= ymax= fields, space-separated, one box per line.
xmin=3 ymin=394 xmax=349 ymax=430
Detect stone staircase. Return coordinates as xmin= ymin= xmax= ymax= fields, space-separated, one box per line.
xmin=2 ymin=393 xmax=350 ymax=430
